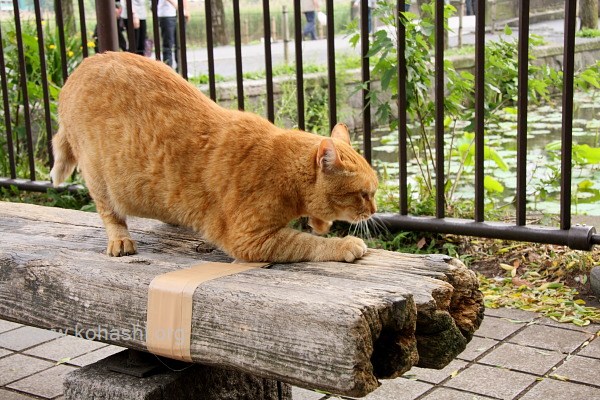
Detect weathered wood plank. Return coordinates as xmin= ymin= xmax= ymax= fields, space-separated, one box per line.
xmin=0 ymin=202 xmax=483 ymax=397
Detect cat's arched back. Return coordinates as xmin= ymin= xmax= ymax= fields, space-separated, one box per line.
xmin=51 ymin=52 xmax=378 ymax=263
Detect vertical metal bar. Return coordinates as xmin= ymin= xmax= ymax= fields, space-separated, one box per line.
xmin=516 ymin=0 xmax=529 ymax=226
xmin=95 ymin=0 xmax=119 ymax=52
xmin=177 ymin=0 xmax=188 ymax=79
xmin=12 ymin=0 xmax=35 ymax=180
xmin=233 ymin=0 xmax=244 ymax=109
xmin=0 ymin=23 xmax=16 ymax=179
xmin=360 ymin=0 xmax=371 ymax=164
xmin=397 ymin=1 xmax=408 ymax=215
xmin=263 ymin=0 xmax=275 ymax=122
xmin=474 ymin=0 xmax=485 ymax=222
xmin=561 ymin=0 xmax=577 ymax=230
xmin=204 ymin=0 xmax=216 ymax=100
xmin=33 ymin=0 xmax=54 ymax=166
xmin=54 ymin=0 xmax=69 ymax=82
xmin=435 ymin=0 xmax=445 ymax=219
xmin=77 ymin=0 xmax=89 ymax=58
xmin=152 ymin=0 xmax=161 ymax=61
xmin=125 ymin=0 xmax=136 ymax=53
xmin=293 ymin=0 xmax=305 ymax=130
xmin=326 ymin=0 xmax=337 ymax=132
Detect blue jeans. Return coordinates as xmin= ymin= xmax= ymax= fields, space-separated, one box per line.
xmin=303 ymin=11 xmax=316 ymax=40
xmin=159 ymin=16 xmax=177 ymax=68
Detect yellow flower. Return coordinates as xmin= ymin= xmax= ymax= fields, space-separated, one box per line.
xmin=87 ymin=41 xmax=95 ymax=48
xmin=67 ymin=50 xmax=74 ymax=57
xmin=49 ymin=44 xmax=56 ymax=50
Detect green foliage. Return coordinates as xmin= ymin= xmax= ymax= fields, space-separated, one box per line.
xmin=352 ymin=1 xmax=600 ymax=216
xmin=576 ymin=28 xmax=600 ymax=38
xmin=1 ymin=186 xmax=94 ymax=211
xmin=0 ymin=18 xmax=86 ymax=178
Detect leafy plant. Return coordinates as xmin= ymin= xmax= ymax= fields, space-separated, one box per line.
xmin=351 ymin=1 xmax=600 ymax=216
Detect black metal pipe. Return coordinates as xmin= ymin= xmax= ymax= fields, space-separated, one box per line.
xmin=434 ymin=0 xmax=444 ymax=219
xmin=233 ymin=0 xmax=244 ymax=110
xmin=0 ymin=178 xmax=84 ymax=194
xmin=124 ymin=0 xmax=136 ymax=53
xmin=263 ymin=0 xmax=275 ymax=122
xmin=561 ymin=0 xmax=577 ymax=231
xmin=12 ymin=0 xmax=35 ymax=181
xmin=0 ymin=23 xmax=16 ymax=179
xmin=375 ymin=213 xmax=597 ymax=251
xmin=474 ymin=0 xmax=485 ymax=222
xmin=151 ymin=0 xmax=161 ymax=61
xmin=204 ymin=0 xmax=216 ymax=100
xmin=177 ymin=0 xmax=188 ymax=80
xmin=397 ymin=1 xmax=408 ymax=215
xmin=33 ymin=0 xmax=54 ymax=167
xmin=77 ymin=0 xmax=89 ymax=58
xmin=293 ymin=0 xmax=305 ymax=130
xmin=516 ymin=0 xmax=530 ymax=226
xmin=95 ymin=0 xmax=118 ymax=52
xmin=54 ymin=0 xmax=69 ymax=82
xmin=326 ymin=0 xmax=337 ymax=132
xmin=360 ymin=0 xmax=371 ymax=163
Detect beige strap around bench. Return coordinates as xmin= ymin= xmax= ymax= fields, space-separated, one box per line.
xmin=146 ymin=262 xmax=269 ymax=361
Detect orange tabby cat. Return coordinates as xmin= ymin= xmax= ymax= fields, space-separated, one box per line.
xmin=50 ymin=52 xmax=378 ymax=263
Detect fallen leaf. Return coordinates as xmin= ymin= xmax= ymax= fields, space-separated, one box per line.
xmin=416 ymin=237 xmax=427 ymax=249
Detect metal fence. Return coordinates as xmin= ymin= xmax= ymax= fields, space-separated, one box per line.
xmin=1 ymin=0 xmax=599 ymax=250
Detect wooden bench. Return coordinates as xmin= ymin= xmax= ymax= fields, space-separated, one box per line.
xmin=0 ymin=201 xmax=484 ymax=398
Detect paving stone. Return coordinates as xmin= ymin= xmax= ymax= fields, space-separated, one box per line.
xmin=0 ymin=354 xmax=54 ymax=386
xmin=508 ymin=324 xmax=593 ymax=354
xmin=577 ymin=335 xmax=600 ymax=359
xmin=291 ymin=387 xmax=326 ymax=400
xmin=7 ymin=365 xmax=77 ymax=399
xmin=420 ymin=387 xmax=496 ymax=400
xmin=479 ymin=342 xmax=565 ymax=375
xmin=520 ymin=377 xmax=600 ymax=400
xmin=474 ymin=316 xmax=526 ymax=340
xmin=457 ymin=336 xmax=498 ymax=361
xmin=444 ymin=364 xmax=537 ymax=400
xmin=551 ymin=355 xmax=600 ymax=386
xmin=329 ymin=378 xmax=433 ymax=400
xmin=362 ymin=378 xmax=432 ymax=400
xmin=0 ymin=389 xmax=37 ymax=400
xmin=484 ymin=308 xmax=538 ymax=321
xmin=24 ymin=335 xmax=107 ymax=362
xmin=0 ymin=348 xmax=12 ymax=358
xmin=402 ymin=359 xmax=468 ymax=384
xmin=0 ymin=327 xmax=63 ymax=351
xmin=0 ymin=320 xmax=22 ymax=334
xmin=69 ymin=344 xmax=125 ymax=367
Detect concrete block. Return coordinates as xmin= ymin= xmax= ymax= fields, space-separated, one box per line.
xmin=479 ymin=343 xmax=565 ymax=375
xmin=64 ymin=350 xmax=291 ymax=400
xmin=444 ymin=364 xmax=537 ymax=399
xmin=520 ymin=377 xmax=600 ymax=400
xmin=0 ymin=354 xmax=53 ymax=386
xmin=0 ymin=326 xmax=63 ymax=351
xmin=508 ymin=324 xmax=593 ymax=354
xmin=7 ymin=365 xmax=77 ymax=399
xmin=24 ymin=335 xmax=107 ymax=362
xmin=474 ymin=315 xmax=525 ymax=340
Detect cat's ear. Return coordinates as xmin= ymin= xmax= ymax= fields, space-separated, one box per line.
xmin=331 ymin=123 xmax=351 ymax=144
xmin=317 ymin=138 xmax=342 ymax=172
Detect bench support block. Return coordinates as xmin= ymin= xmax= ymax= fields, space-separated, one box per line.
xmin=64 ymin=350 xmax=292 ymax=400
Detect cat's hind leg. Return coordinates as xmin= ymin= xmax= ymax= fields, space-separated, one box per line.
xmin=94 ymin=197 xmax=137 ymax=257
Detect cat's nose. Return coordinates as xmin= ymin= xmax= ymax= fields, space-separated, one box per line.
xmin=370 ymin=201 xmax=377 ymax=214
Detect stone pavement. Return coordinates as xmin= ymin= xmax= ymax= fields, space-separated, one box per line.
xmin=0 ymin=307 xmax=598 ymax=400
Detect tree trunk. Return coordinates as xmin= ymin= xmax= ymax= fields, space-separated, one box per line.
xmin=211 ymin=0 xmax=228 ymax=46
xmin=56 ymin=0 xmax=76 ymax=37
xmin=580 ymin=0 xmax=599 ymax=30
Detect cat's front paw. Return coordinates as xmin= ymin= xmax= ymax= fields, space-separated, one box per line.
xmin=334 ymin=236 xmax=368 ymax=262
xmin=106 ymin=238 xmax=137 ymax=257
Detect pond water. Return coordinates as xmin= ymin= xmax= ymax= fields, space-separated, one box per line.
xmin=368 ymin=90 xmax=600 ymax=216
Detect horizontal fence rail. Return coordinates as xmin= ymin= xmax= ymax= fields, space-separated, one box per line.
xmin=0 ymin=0 xmax=598 ymax=250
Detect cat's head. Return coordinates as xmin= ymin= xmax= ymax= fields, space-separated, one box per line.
xmin=310 ymin=123 xmax=378 ymax=224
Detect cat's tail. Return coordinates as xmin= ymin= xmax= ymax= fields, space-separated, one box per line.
xmin=50 ymin=130 xmax=77 ymax=186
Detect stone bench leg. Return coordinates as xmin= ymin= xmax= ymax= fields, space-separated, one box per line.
xmin=64 ymin=350 xmax=292 ymax=400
